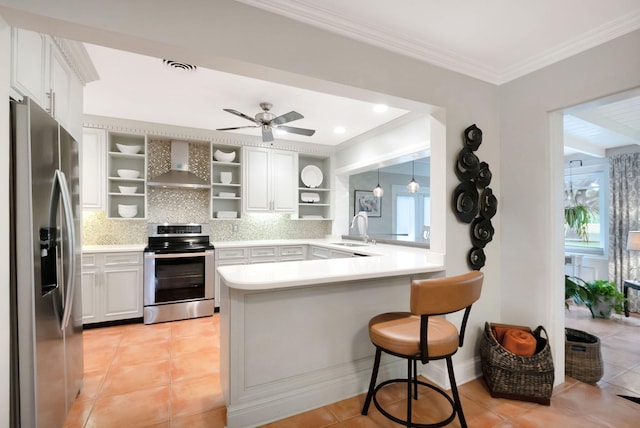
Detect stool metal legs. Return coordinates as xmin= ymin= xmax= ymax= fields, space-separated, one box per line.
xmin=362 ymin=348 xmax=381 ymax=415
xmin=362 ymin=348 xmax=467 ymax=427
xmin=446 ymin=356 xmax=467 ymax=428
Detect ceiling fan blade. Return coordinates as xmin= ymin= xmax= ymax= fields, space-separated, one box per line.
xmin=277 ymin=125 xmax=316 ymax=137
xmin=270 ymin=111 xmax=303 ymax=126
xmin=262 ymin=125 xmax=274 ymax=142
xmin=223 ymin=108 xmax=259 ymax=124
xmin=216 ymin=125 xmax=259 ymax=131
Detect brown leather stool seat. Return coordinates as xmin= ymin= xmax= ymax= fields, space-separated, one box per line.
xmin=361 ymin=271 xmax=484 ymax=428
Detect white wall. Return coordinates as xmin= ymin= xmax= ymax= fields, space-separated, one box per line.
xmin=0 ymin=0 xmax=501 ymax=403
xmin=499 ymin=29 xmax=640 ymax=382
xmin=0 ymin=12 xmax=11 ymax=425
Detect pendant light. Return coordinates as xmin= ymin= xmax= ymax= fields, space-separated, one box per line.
xmin=407 ymin=161 xmax=419 ymax=193
xmin=373 ymin=168 xmax=383 ymax=197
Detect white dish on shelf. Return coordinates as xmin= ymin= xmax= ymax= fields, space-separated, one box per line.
xmin=300 ymin=192 xmax=320 ymax=203
xmin=219 ymin=192 xmax=236 ymax=197
xmin=214 ymin=149 xmax=236 ymax=162
xmin=301 ymin=215 xmax=324 ymax=219
xmin=116 ymin=143 xmax=142 ymax=154
xmin=301 ymin=165 xmax=323 ymax=188
xmin=117 ymin=169 xmax=140 ymax=179
xmin=118 ymin=186 xmax=137 ymax=194
xmin=216 ymin=211 xmax=238 ymax=219
xmin=118 ymin=204 xmax=138 ymax=218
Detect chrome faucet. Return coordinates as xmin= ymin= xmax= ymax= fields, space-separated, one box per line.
xmin=350 ymin=211 xmax=369 ymax=244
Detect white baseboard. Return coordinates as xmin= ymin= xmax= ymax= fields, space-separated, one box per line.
xmin=227 ymin=359 xmax=406 ymax=428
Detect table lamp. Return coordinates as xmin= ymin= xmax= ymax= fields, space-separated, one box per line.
xmin=627 ymin=231 xmax=640 ymax=280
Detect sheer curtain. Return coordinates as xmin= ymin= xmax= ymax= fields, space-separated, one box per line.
xmin=609 ymin=152 xmax=640 ymax=313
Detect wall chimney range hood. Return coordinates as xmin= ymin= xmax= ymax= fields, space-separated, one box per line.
xmin=147 ymin=141 xmax=210 ymax=189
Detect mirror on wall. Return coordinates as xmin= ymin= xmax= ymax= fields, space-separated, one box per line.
xmin=348 ymin=157 xmax=430 ymax=244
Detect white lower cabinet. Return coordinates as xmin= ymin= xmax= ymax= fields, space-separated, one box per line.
xmin=82 ymin=251 xmax=143 ymax=324
xmin=214 ymin=247 xmax=249 ymax=309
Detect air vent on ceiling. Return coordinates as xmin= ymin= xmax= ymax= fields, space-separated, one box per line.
xmin=162 ymin=59 xmax=197 ymax=71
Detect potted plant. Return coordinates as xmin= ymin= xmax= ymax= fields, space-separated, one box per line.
xmin=564 ymin=204 xmax=591 ymax=241
xmin=565 ymin=275 xmax=589 ymax=309
xmin=566 ymin=276 xmax=626 ymax=318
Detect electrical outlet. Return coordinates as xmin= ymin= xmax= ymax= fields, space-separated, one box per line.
xmin=232 ymin=224 xmax=239 ymax=233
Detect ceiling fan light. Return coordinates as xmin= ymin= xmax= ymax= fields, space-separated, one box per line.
xmin=334 ymin=126 xmax=346 ymax=134
xmin=373 ymin=104 xmax=388 ymax=113
xmin=275 ymin=129 xmax=287 ymax=135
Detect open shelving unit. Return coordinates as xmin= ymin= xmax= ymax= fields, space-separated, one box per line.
xmin=296 ymin=155 xmax=331 ymax=220
xmin=211 ymin=145 xmax=242 ymax=219
xmin=106 ymin=132 xmax=147 ymax=219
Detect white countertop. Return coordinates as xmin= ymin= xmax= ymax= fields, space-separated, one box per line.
xmin=82 ymin=244 xmax=146 ymax=253
xmin=216 ymin=239 xmax=444 ymax=291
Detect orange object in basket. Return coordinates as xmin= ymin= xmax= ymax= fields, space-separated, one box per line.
xmin=502 ymin=328 xmax=537 ymax=356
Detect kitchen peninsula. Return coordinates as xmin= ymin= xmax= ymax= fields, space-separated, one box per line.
xmin=217 ymin=240 xmax=444 ymax=428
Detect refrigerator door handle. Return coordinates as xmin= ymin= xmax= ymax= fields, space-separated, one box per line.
xmin=50 ymin=169 xmax=76 ymax=331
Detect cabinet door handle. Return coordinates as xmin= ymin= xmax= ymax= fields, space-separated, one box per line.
xmin=46 ymin=90 xmax=56 ymax=117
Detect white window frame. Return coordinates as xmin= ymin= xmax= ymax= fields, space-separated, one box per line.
xmin=564 ymin=162 xmax=609 ymax=257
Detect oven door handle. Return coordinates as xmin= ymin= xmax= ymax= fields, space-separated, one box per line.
xmin=144 ymin=251 xmax=213 ymax=259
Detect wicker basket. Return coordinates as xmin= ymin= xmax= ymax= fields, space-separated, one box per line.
xmin=480 ymin=322 xmax=554 ymax=405
xmin=565 ymin=328 xmax=603 ymax=384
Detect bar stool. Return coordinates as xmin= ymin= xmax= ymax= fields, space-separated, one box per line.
xmin=361 ymin=271 xmax=484 ymax=428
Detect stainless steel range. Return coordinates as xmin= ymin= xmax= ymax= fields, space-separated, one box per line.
xmin=143 ymin=223 xmax=215 ymax=324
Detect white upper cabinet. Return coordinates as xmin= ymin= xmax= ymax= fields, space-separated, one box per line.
xmin=10 ymin=27 xmax=97 ymax=141
xmin=243 ymin=147 xmax=298 ymax=213
xmin=11 ymin=28 xmax=47 ymax=107
xmin=49 ymin=46 xmax=72 ymax=129
xmin=81 ymin=127 xmax=107 ymax=211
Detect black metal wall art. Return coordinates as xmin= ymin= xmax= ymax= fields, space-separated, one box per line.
xmin=452 ymin=124 xmax=497 ymax=270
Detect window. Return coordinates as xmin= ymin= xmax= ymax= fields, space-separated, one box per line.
xmin=564 ymin=162 xmax=608 ymax=255
xmin=392 ymin=185 xmax=430 ymax=241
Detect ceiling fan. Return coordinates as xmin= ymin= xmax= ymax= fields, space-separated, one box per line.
xmin=216 ymin=102 xmax=316 ymax=142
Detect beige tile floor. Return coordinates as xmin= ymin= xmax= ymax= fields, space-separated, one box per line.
xmin=65 ymin=306 xmax=640 ymax=427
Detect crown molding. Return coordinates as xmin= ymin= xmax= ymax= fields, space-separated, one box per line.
xmin=82 ymin=114 xmax=335 ymax=157
xmin=497 ymin=9 xmax=640 ymax=84
xmin=237 ymin=0 xmax=640 ymax=85
xmin=51 ymin=37 xmax=100 ymax=85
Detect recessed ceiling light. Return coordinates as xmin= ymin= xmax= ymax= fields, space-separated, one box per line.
xmin=373 ymin=104 xmax=388 ymax=113
xmin=334 ymin=126 xmax=346 ymax=134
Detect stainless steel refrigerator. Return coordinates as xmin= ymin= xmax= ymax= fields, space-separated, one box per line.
xmin=10 ymin=97 xmax=83 ymax=428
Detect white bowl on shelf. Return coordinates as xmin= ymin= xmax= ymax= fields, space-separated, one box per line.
xmin=118 ymin=204 xmax=138 ymax=218
xmin=116 ymin=143 xmax=142 ymax=154
xmin=214 ymin=149 xmax=236 ymax=163
xmin=118 ymin=185 xmax=137 ymax=194
xmin=117 ymin=169 xmax=140 ymax=179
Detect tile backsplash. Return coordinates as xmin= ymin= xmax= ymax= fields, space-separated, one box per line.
xmin=82 ymin=138 xmax=332 ymax=246
xmin=82 ymin=210 xmax=331 ymax=245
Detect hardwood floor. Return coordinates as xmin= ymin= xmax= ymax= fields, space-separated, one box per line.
xmin=65 ymin=306 xmax=640 ymax=427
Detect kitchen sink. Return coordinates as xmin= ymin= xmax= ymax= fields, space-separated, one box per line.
xmin=332 ymin=242 xmax=368 ymax=247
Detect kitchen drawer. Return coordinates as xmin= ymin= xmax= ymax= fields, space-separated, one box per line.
xmin=250 ymin=247 xmax=277 ymax=258
xmin=330 ymin=250 xmax=352 ymax=259
xmin=309 ymin=246 xmax=330 ymax=260
xmin=249 ymin=257 xmax=278 ymax=264
xmin=103 ymin=252 xmax=142 ymax=266
xmin=279 ymin=245 xmax=306 ymax=257
xmin=217 ymin=247 xmax=249 ymax=260
xmin=82 ymin=254 xmax=97 ymax=268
